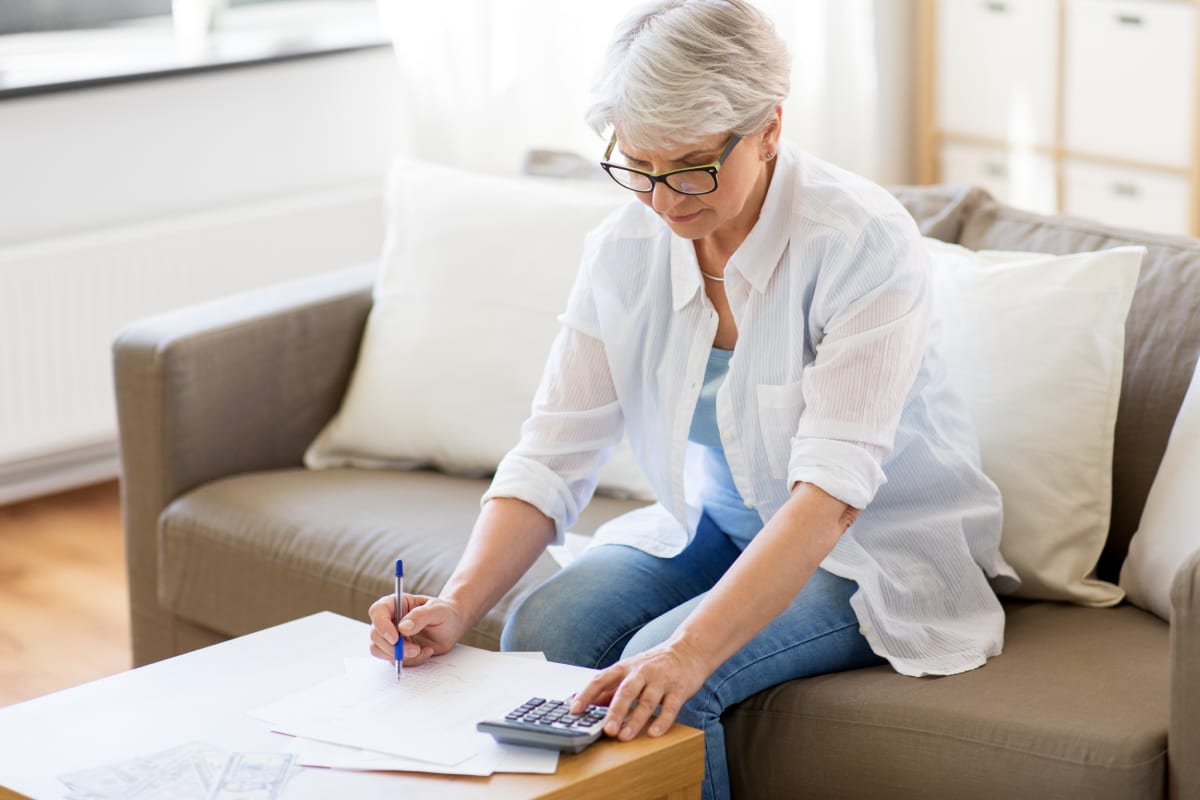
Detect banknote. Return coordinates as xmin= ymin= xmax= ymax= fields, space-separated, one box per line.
xmin=210 ymin=753 xmax=295 ymax=800
xmin=59 ymin=743 xmax=294 ymax=800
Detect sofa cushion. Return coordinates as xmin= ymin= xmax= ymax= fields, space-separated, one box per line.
xmin=725 ymin=601 xmax=1168 ymax=800
xmin=887 ymin=184 xmax=992 ymax=242
xmin=926 ymin=238 xmax=1142 ymax=605
xmin=304 ymin=156 xmax=654 ymax=501
xmin=959 ymin=203 xmax=1200 ymax=582
xmin=1121 ymin=354 xmax=1200 ymax=621
xmin=157 ymin=468 xmax=650 ymax=650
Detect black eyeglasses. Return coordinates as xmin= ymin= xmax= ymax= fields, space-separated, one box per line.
xmin=599 ymin=133 xmax=742 ymax=196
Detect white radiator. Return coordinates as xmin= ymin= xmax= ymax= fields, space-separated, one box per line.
xmin=0 ymin=182 xmax=384 ymax=505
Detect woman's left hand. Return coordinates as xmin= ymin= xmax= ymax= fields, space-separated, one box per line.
xmin=570 ymin=639 xmax=711 ymax=741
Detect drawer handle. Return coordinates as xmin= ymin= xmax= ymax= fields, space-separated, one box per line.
xmin=984 ymin=1 xmax=1009 ymax=12
xmin=1116 ymin=14 xmax=1143 ymax=26
xmin=984 ymin=162 xmax=1009 ymax=179
xmin=1112 ymin=182 xmax=1140 ymax=198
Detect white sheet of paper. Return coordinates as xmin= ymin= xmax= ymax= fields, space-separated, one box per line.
xmin=250 ymin=644 xmax=595 ymax=768
xmin=285 ymin=733 xmax=557 ymax=775
xmin=283 ymin=735 xmax=499 ymax=775
xmin=325 ymin=655 xmax=557 ymax=774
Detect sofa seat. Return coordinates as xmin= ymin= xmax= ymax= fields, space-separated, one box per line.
xmin=162 ymin=468 xmax=1169 ymax=799
xmin=157 ymin=468 xmax=650 ymax=649
xmin=726 ymin=601 xmax=1168 ymax=799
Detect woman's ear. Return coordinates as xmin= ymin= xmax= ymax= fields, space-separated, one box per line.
xmin=761 ymin=105 xmax=783 ymax=159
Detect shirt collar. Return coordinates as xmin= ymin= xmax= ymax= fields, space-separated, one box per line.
xmin=671 ymin=235 xmax=702 ymax=311
xmin=730 ymin=140 xmax=795 ymax=293
xmin=669 ymin=140 xmax=797 ymax=311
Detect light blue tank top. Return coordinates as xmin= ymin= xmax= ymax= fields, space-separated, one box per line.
xmin=687 ymin=347 xmax=765 ymax=548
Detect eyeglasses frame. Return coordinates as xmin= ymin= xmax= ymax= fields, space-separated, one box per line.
xmin=600 ymin=132 xmax=742 ymax=196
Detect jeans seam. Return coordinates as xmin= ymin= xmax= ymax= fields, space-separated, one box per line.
xmin=703 ymin=619 xmax=864 ymax=715
xmin=594 ymin=621 xmax=654 ymax=667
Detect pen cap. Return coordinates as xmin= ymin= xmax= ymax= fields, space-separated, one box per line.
xmin=395 ymin=559 xmax=404 ymax=578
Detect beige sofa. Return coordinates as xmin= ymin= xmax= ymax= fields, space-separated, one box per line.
xmin=114 ymin=185 xmax=1200 ymax=799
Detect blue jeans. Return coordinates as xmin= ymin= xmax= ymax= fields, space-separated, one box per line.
xmin=501 ymin=513 xmax=886 ymax=800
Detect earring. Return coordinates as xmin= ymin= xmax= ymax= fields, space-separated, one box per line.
xmin=765 ymin=152 xmax=775 ymax=160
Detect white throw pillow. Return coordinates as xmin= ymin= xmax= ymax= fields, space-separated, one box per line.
xmin=305 ymin=157 xmax=654 ymax=500
xmin=926 ymin=238 xmax=1144 ymax=606
xmin=1120 ymin=356 xmax=1200 ymax=621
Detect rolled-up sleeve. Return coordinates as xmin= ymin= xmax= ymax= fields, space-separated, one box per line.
xmin=788 ymin=214 xmax=930 ymax=509
xmin=482 ymin=248 xmax=625 ymax=541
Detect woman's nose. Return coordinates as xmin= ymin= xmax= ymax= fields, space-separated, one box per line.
xmin=650 ymin=182 xmax=679 ymax=213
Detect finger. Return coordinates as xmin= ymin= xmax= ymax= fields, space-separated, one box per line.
xmin=369 ymin=642 xmax=393 ymax=662
xmin=396 ymin=601 xmax=444 ymax=637
xmin=619 ymin=685 xmax=664 ymax=741
xmin=401 ymin=594 xmax=431 ymax=617
xmin=404 ymin=644 xmax=437 ymax=667
xmin=370 ymin=628 xmax=397 ymax=655
xmin=571 ymin=666 xmax=625 ymax=714
xmin=649 ymin=692 xmax=683 ymax=737
xmin=604 ymin=674 xmax=646 ymax=737
xmin=367 ymin=596 xmax=399 ymax=643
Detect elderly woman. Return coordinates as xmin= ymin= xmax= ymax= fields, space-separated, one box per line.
xmin=369 ymin=1 xmax=1019 ymax=797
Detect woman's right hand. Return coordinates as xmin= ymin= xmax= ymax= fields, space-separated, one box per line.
xmin=367 ymin=593 xmax=467 ymax=668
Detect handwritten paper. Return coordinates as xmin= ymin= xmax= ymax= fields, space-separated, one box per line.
xmin=249 ymin=644 xmax=597 ymax=768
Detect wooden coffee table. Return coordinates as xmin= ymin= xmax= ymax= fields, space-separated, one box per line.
xmin=0 ymin=612 xmax=703 ymax=799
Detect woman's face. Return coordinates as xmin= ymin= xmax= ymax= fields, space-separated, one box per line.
xmin=613 ymin=117 xmax=778 ymax=247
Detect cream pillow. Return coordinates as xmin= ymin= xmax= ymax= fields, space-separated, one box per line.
xmin=926 ymin=238 xmax=1144 ymax=605
xmin=1120 ymin=356 xmax=1200 ymax=621
xmin=305 ymin=157 xmax=654 ymax=500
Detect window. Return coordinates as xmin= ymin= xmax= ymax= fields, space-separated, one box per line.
xmin=0 ymin=0 xmax=289 ymax=36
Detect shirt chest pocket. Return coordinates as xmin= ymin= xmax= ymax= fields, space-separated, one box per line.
xmin=756 ymin=380 xmax=806 ymax=480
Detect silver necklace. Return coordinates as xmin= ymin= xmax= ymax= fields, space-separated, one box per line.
xmin=700 ymin=269 xmax=725 ymax=282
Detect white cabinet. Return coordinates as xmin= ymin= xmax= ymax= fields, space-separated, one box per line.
xmin=925 ymin=0 xmax=1200 ymax=236
xmin=939 ymin=141 xmax=1058 ymax=213
xmin=1062 ymin=159 xmax=1192 ymax=234
xmin=936 ymin=0 xmax=1060 ymax=146
xmin=1063 ymin=0 xmax=1198 ymax=167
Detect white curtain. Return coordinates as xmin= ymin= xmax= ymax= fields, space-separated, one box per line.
xmin=378 ymin=0 xmax=915 ymax=185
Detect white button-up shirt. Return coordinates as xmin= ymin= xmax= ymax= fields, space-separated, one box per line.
xmin=484 ymin=141 xmax=1020 ymax=677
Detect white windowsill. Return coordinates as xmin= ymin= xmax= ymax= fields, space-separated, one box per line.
xmin=0 ymin=0 xmax=389 ymax=99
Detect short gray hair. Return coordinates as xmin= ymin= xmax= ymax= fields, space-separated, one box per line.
xmin=586 ymin=0 xmax=791 ymax=151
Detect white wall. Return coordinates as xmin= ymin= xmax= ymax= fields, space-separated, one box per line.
xmin=0 ymin=46 xmax=403 ymax=503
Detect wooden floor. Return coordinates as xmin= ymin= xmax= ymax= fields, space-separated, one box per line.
xmin=0 ymin=480 xmax=131 ymax=707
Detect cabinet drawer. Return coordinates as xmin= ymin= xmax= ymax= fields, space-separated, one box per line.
xmin=935 ymin=0 xmax=1059 ymax=145
xmin=1062 ymin=160 xmax=1192 ymax=235
xmin=1063 ymin=0 xmax=1198 ymax=167
xmin=939 ymin=141 xmax=1058 ymax=213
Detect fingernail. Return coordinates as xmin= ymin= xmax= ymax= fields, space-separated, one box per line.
xmin=385 ymin=632 xmax=397 ymax=645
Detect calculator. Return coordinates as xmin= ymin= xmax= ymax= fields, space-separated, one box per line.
xmin=476 ymin=697 xmax=609 ymax=753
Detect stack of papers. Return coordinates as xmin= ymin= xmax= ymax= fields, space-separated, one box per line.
xmin=249 ymin=646 xmax=599 ymax=776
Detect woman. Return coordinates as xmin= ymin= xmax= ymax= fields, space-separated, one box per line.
xmin=369 ymin=2 xmax=1019 ymax=797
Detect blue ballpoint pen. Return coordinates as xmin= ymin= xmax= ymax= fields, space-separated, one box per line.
xmin=394 ymin=559 xmax=404 ymax=678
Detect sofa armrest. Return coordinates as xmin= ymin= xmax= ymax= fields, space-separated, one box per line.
xmin=113 ymin=262 xmax=375 ymax=665
xmin=1170 ymin=547 xmax=1200 ymax=799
